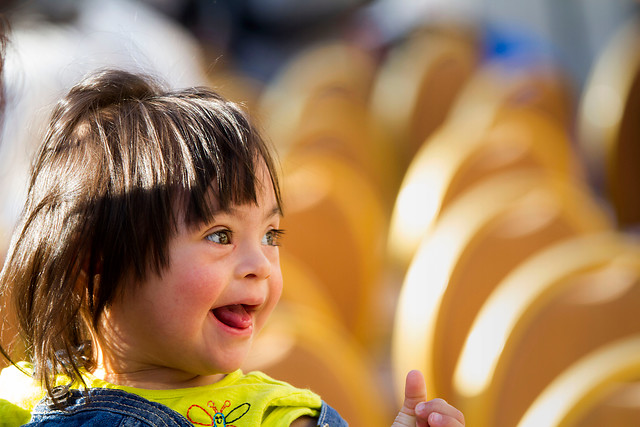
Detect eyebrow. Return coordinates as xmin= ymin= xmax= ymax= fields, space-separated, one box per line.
xmin=269 ymin=205 xmax=283 ymax=218
xmin=213 ymin=204 xmax=282 ymax=219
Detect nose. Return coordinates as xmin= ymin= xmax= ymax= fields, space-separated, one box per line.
xmin=235 ymin=242 xmax=272 ymax=280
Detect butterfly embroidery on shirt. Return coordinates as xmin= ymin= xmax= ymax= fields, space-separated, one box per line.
xmin=187 ymin=400 xmax=251 ymax=426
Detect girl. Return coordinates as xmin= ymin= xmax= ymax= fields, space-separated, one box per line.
xmin=0 ymin=69 xmax=464 ymax=426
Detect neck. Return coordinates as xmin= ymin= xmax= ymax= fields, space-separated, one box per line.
xmin=93 ymin=364 xmax=227 ymax=389
xmin=92 ymin=339 xmax=227 ymax=390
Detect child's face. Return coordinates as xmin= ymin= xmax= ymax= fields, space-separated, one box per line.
xmin=99 ymin=165 xmax=283 ymax=386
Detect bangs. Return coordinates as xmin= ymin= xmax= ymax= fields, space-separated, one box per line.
xmin=148 ymin=98 xmax=278 ymax=224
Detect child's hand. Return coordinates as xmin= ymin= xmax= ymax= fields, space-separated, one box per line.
xmin=392 ymin=370 xmax=465 ymax=427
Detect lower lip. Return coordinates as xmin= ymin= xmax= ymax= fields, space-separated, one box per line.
xmin=210 ymin=311 xmax=254 ymax=337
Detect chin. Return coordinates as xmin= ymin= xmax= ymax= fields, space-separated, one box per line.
xmin=204 ymin=356 xmax=248 ymax=375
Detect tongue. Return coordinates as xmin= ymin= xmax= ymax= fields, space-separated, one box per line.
xmin=213 ymin=305 xmax=252 ymax=329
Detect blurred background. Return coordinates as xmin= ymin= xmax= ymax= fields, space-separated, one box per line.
xmin=1 ymin=0 xmax=640 ymax=426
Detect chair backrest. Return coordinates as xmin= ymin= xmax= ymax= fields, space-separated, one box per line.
xmin=454 ymin=232 xmax=640 ymax=427
xmin=279 ymin=152 xmax=389 ymax=346
xmin=447 ymin=59 xmax=575 ymax=135
xmin=391 ymin=170 xmax=612 ymax=402
xmin=285 ymin=86 xmax=399 ymax=205
xmin=369 ymin=28 xmax=479 ymax=168
xmin=573 ymin=383 xmax=640 ymax=427
xmin=577 ymin=16 xmax=640 ymax=228
xmin=278 ymin=252 xmax=342 ymax=322
xmin=516 ymin=335 xmax=640 ymax=427
xmin=259 ymin=41 xmax=377 ymax=157
xmin=387 ymin=107 xmax=583 ymax=273
xmin=259 ymin=40 xmax=398 ymax=204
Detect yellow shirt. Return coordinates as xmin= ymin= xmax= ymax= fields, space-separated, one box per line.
xmin=0 ymin=362 xmax=321 ymax=426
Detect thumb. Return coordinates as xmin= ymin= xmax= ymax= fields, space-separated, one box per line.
xmin=392 ymin=370 xmax=428 ymax=427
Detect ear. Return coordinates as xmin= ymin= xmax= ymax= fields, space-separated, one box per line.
xmin=74 ymin=254 xmax=103 ymax=301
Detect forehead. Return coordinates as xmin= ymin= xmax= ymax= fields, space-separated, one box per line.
xmin=181 ymin=161 xmax=280 ymax=227
xmin=214 ymin=159 xmax=277 ymax=201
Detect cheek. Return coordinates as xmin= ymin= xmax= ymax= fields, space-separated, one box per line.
xmin=168 ymin=252 xmax=224 ymax=299
xmin=264 ymin=268 xmax=284 ymax=315
xmin=254 ymin=266 xmax=283 ymax=333
xmin=171 ymin=270 xmax=226 ymax=315
xmin=173 ymin=269 xmax=212 ymax=296
xmin=143 ymin=267 xmax=222 ymax=329
xmin=269 ymin=256 xmax=284 ymax=299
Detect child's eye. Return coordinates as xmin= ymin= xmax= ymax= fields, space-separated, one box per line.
xmin=262 ymin=229 xmax=285 ymax=246
xmin=206 ymin=229 xmax=232 ymax=245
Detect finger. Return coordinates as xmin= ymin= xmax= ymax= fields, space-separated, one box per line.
xmin=416 ymin=400 xmax=465 ymax=426
xmin=392 ymin=411 xmax=417 ymax=427
xmin=399 ymin=370 xmax=429 ymax=427
xmin=401 ymin=370 xmax=427 ymax=414
xmin=427 ymin=412 xmax=465 ymax=427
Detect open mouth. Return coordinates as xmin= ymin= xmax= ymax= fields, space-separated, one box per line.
xmin=212 ymin=304 xmax=254 ymax=330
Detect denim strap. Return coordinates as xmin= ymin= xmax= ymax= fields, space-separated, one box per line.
xmin=26 ymin=388 xmax=192 ymax=426
xmin=317 ymin=401 xmax=349 ymax=427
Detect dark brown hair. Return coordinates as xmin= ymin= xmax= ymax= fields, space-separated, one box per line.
xmin=0 ymin=68 xmax=282 ymax=401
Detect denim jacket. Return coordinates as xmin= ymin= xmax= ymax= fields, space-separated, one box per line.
xmin=24 ymin=387 xmax=348 ymax=426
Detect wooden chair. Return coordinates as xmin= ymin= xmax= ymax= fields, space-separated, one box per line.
xmin=577 ymin=16 xmax=640 ymax=228
xmin=391 ymin=170 xmax=612 ymax=403
xmin=446 ymin=59 xmax=575 ymax=135
xmin=516 ymin=335 xmax=640 ymax=427
xmin=278 ymin=252 xmax=342 ymax=323
xmin=258 ymin=41 xmax=397 ymax=204
xmin=387 ymin=106 xmax=583 ymax=272
xmin=244 ymin=301 xmax=393 ymax=427
xmin=258 ymin=40 xmax=377 ymax=157
xmin=284 ymin=86 xmax=399 ymax=205
xmin=369 ymin=27 xmax=479 ymax=169
xmin=570 ymin=382 xmax=640 ymax=427
xmin=279 ymin=152 xmax=390 ymax=347
xmin=453 ymin=232 xmax=640 ymax=427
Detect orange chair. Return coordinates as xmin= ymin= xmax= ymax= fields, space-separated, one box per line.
xmin=570 ymin=382 xmax=640 ymax=427
xmin=258 ymin=41 xmax=377 ymax=156
xmin=369 ymin=27 xmax=479 ymax=168
xmin=447 ymin=59 xmax=575 ymax=135
xmin=279 ymin=152 xmax=390 ymax=347
xmin=454 ymin=232 xmax=640 ymax=427
xmin=387 ymin=107 xmax=584 ymax=272
xmin=259 ymin=41 xmax=397 ymax=205
xmin=517 ymin=335 xmax=640 ymax=427
xmin=577 ymin=16 xmax=640 ymax=227
xmin=391 ymin=170 xmax=612 ymax=403
xmin=278 ymin=252 xmax=342 ymax=322
xmin=284 ymin=86 xmax=399 ymax=205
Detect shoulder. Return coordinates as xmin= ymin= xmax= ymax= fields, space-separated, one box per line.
xmin=0 ymin=363 xmax=41 ymax=426
xmin=0 ymin=398 xmax=32 ymax=427
xmin=238 ymin=371 xmax=316 ymax=395
xmin=0 ymin=362 xmax=44 ymax=410
xmin=239 ymin=370 xmax=322 ymax=404
xmin=240 ymin=370 xmax=288 ymax=385
xmin=232 ymin=371 xmax=327 ymax=426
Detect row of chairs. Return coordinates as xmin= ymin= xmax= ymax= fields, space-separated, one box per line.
xmin=232 ymin=15 xmax=640 ymax=427
xmin=389 ymin=17 xmax=640 ymax=427
xmin=453 ymin=232 xmax=640 ymax=427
